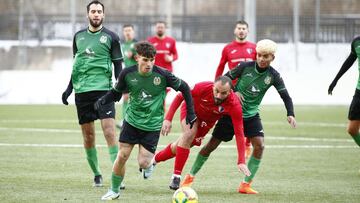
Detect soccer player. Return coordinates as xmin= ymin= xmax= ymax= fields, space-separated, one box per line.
xmin=117 ymin=24 xmax=137 ymax=129
xmin=152 ymin=76 xmax=251 ymax=190
xmin=96 ymin=41 xmax=196 ymax=200
xmin=61 ymin=0 xmax=123 ymax=188
xmin=147 ymin=21 xmax=178 ymax=73
xmin=214 ymin=20 xmax=257 ymax=159
xmin=328 ymin=36 xmax=360 ymax=147
xmin=182 ymin=39 xmax=297 ymax=194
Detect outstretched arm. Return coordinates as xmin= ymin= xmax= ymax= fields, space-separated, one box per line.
xmin=177 ymin=80 xmax=197 ymax=128
xmin=328 ymin=52 xmax=357 ymax=95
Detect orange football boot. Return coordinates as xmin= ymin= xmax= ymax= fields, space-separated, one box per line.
xmin=238 ymin=181 xmax=258 ymax=194
xmin=181 ymin=174 xmax=195 ymax=187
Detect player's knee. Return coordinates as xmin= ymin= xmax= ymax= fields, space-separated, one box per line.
xmin=138 ymin=159 xmax=151 ymax=169
xmin=253 ymin=143 xmax=265 ymax=152
xmin=347 ymin=127 xmax=358 ymax=136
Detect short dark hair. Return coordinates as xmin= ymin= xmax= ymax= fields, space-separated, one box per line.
xmin=235 ymin=20 xmax=248 ymax=28
xmin=215 ymin=76 xmax=233 ymax=89
xmin=135 ymin=41 xmax=156 ymax=58
xmin=155 ymin=20 xmax=167 ymax=26
xmin=87 ymin=0 xmax=104 ymax=13
xmin=123 ymin=24 xmax=134 ymax=29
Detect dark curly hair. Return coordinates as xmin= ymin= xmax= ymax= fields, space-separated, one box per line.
xmin=135 ymin=41 xmax=157 ymax=58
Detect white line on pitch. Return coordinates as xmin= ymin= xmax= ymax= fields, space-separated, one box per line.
xmin=0 ymin=127 xmax=353 ymax=143
xmin=0 ymin=143 xmax=356 ymax=149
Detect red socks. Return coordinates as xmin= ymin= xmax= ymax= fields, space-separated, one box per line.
xmin=155 ymin=143 xmax=175 ymax=163
xmin=174 ymin=146 xmax=190 ymax=175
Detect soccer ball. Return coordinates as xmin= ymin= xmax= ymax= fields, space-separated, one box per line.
xmin=172 ymin=187 xmax=198 ymax=203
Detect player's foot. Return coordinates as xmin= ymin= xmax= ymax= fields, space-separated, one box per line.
xmin=93 ymin=175 xmax=103 ymax=187
xmin=245 ymin=145 xmax=252 ymax=159
xmin=169 ymin=174 xmax=181 ymax=190
xmin=101 ymin=189 xmax=120 ymax=201
xmin=120 ymin=182 xmax=125 ymax=190
xmin=116 ymin=120 xmax=123 ymax=129
xmin=238 ymin=181 xmax=258 ymax=194
xmin=181 ymin=174 xmax=194 ymax=187
xmin=141 ymin=162 xmax=156 ymax=179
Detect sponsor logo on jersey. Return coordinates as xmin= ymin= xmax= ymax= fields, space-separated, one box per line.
xmin=246 ymin=48 xmax=253 ymax=54
xmin=166 ymin=43 xmax=171 ymax=48
xmin=153 ymin=77 xmax=161 ymax=85
xmin=231 ymin=49 xmax=237 ymax=54
xmin=153 ymin=43 xmax=158 ymax=47
xmin=218 ymin=106 xmax=224 ymax=113
xmin=85 ymin=48 xmax=95 ymax=57
xmin=100 ymin=35 xmax=107 ymax=43
xmin=200 ymin=121 xmax=208 ymax=127
xmin=244 ymin=72 xmax=253 ymax=77
xmin=131 ymin=78 xmax=138 ymax=83
xmin=251 ymin=85 xmax=260 ymax=93
xmin=264 ymin=76 xmax=272 ymax=85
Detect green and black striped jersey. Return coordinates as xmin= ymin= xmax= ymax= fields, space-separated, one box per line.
xmin=227 ymin=61 xmax=288 ymax=118
xmin=71 ymin=27 xmax=123 ymax=93
xmin=114 ymin=65 xmax=182 ymax=131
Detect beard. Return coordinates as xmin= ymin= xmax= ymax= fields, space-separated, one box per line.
xmin=89 ymin=18 xmax=103 ymax=28
xmin=214 ymin=97 xmax=225 ymax=105
xmin=156 ymin=31 xmax=164 ymax=37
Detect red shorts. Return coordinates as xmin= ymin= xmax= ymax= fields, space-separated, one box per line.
xmin=180 ymin=104 xmax=215 ymax=146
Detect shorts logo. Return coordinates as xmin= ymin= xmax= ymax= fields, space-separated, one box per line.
xmin=100 ymin=35 xmax=107 ymax=43
xmin=153 ymin=77 xmax=161 ymax=85
xmin=264 ymin=76 xmax=271 ymax=85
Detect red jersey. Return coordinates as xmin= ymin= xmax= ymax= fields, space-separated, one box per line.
xmin=215 ymin=40 xmax=256 ymax=80
xmin=147 ymin=36 xmax=178 ymax=72
xmin=165 ymin=81 xmax=246 ymax=164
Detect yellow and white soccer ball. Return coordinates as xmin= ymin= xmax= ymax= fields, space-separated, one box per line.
xmin=172 ymin=187 xmax=199 ymax=203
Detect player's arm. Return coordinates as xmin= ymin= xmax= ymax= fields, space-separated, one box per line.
xmin=94 ymin=70 xmax=126 ymax=110
xmin=328 ymin=39 xmax=357 ymax=95
xmin=224 ymin=61 xmax=246 ymax=80
xmin=62 ymin=34 xmax=78 ymax=105
xmin=162 ymin=93 xmax=185 ymax=136
xmin=272 ymin=70 xmax=297 ymax=128
xmin=230 ymin=103 xmax=251 ymax=176
xmin=171 ymin=39 xmax=178 ymax=62
xmin=215 ymin=47 xmax=228 ymax=80
xmin=111 ymin=33 xmax=124 ymax=79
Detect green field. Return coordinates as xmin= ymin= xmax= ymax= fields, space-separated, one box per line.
xmin=0 ymin=105 xmax=359 ymax=203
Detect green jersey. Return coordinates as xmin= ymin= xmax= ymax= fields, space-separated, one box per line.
xmin=71 ymin=27 xmax=123 ymax=93
xmin=114 ymin=65 xmax=182 ymax=131
xmin=227 ymin=61 xmax=287 ymax=118
xmin=351 ymin=37 xmax=360 ymax=90
xmin=121 ymin=39 xmax=137 ymax=67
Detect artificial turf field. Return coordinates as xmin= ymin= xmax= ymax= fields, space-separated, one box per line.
xmin=0 ymin=105 xmax=359 ymax=202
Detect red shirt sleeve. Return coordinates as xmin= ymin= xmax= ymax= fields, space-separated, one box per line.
xmin=230 ymin=98 xmax=246 ymax=164
xmin=165 ymin=93 xmax=184 ymax=121
xmin=215 ymin=46 xmax=228 ymax=80
xmin=171 ymin=39 xmax=178 ymax=62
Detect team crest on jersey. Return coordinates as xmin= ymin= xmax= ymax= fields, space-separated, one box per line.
xmin=166 ymin=43 xmax=171 ymax=48
xmin=264 ymin=76 xmax=272 ymax=85
xmin=100 ymin=35 xmax=107 ymax=43
xmin=153 ymin=77 xmax=161 ymax=85
xmin=218 ymin=106 xmax=224 ymax=113
xmin=246 ymin=48 xmax=253 ymax=54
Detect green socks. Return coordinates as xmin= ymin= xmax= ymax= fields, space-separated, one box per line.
xmin=244 ymin=156 xmax=261 ymax=183
xmin=189 ymin=153 xmax=209 ymax=176
xmin=108 ymin=145 xmax=118 ymax=163
xmin=352 ymin=133 xmax=360 ymax=147
xmin=85 ymin=147 xmax=101 ymax=176
xmin=111 ymin=172 xmax=124 ymax=193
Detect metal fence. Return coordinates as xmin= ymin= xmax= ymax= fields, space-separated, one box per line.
xmin=1 ymin=0 xmax=360 ymax=43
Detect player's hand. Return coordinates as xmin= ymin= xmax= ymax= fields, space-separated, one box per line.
xmin=94 ymin=97 xmax=105 ymax=111
xmin=328 ymin=81 xmax=337 ymax=95
xmin=161 ymin=120 xmax=172 ymax=136
xmin=165 ymin=54 xmax=173 ymax=62
xmin=287 ymin=116 xmax=297 ymax=128
xmin=235 ymin=91 xmax=244 ymax=104
xmin=61 ymin=88 xmax=72 ymax=105
xmin=238 ymin=163 xmax=251 ymax=177
xmin=186 ymin=113 xmax=197 ymax=129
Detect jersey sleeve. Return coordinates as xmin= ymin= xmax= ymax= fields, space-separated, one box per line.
xmin=225 ymin=62 xmax=246 ymax=80
xmin=271 ymin=69 xmax=287 ymax=92
xmin=165 ymin=93 xmax=184 ymax=121
xmin=229 ymin=100 xmax=246 ymax=164
xmin=111 ymin=34 xmax=123 ymax=61
xmin=165 ymin=70 xmax=182 ymax=90
xmin=114 ymin=69 xmax=127 ymax=92
xmin=215 ymin=46 xmax=228 ymax=79
xmin=72 ymin=34 xmax=77 ymax=58
xmin=171 ymin=39 xmax=178 ymax=61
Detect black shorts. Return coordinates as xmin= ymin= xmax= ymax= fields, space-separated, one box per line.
xmin=75 ymin=91 xmax=115 ymax=125
xmin=212 ymin=114 xmax=264 ymax=142
xmin=119 ymin=120 xmax=160 ymax=154
xmin=348 ymin=89 xmax=360 ymax=120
